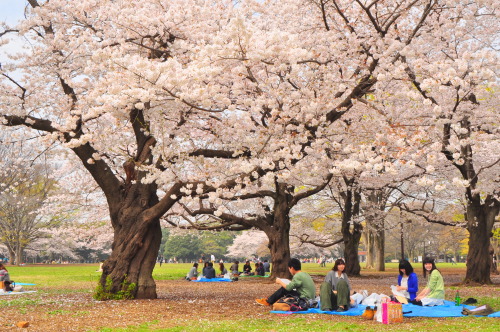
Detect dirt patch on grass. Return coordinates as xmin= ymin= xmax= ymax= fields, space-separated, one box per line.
xmin=1 ymin=273 xmax=499 ymax=331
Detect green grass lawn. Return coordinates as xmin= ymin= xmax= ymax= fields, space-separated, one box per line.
xmin=94 ymin=317 xmax=500 ymax=332
xmin=5 ymin=261 xmax=470 ymax=284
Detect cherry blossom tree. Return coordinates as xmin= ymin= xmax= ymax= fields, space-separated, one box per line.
xmin=2 ymin=0 xmax=497 ymax=298
xmin=0 ymin=130 xmax=62 ymax=265
xmin=371 ymin=2 xmax=499 ymax=283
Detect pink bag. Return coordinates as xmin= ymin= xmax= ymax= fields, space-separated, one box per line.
xmin=382 ymin=301 xmax=403 ymax=324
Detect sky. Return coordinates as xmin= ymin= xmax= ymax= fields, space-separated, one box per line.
xmin=0 ymin=0 xmax=25 ymax=26
xmin=0 ymin=1 xmax=27 ymax=65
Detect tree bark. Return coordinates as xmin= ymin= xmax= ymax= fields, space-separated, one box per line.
xmin=15 ymin=245 xmax=23 ymax=266
xmin=8 ymin=248 xmax=15 ymax=265
xmin=490 ymin=245 xmax=499 ymax=275
xmin=101 ymin=212 xmax=162 ymax=299
xmin=365 ymin=190 xmax=387 ymax=271
xmin=343 ymin=230 xmax=362 ymax=276
xmin=363 ymin=230 xmax=374 ymax=269
xmin=374 ymin=231 xmax=385 ymax=271
xmin=264 ymin=183 xmax=292 ymax=279
xmin=464 ymin=195 xmax=498 ymax=284
xmin=265 ymin=225 xmax=292 ymax=279
xmin=340 ymin=179 xmax=362 ymax=276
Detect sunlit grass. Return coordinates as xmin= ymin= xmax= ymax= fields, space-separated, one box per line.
xmin=91 ymin=316 xmax=500 ymax=332
xmin=6 ymin=262 xmax=469 ymax=286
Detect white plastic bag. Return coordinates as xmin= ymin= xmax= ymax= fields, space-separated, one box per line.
xmin=13 ymin=285 xmax=24 ymax=292
xmin=362 ymin=293 xmax=390 ymax=306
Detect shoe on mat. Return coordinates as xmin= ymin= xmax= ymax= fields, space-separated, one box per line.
xmin=463 ymin=297 xmax=478 ymax=305
xmin=336 ymin=306 xmax=347 ymax=312
xmin=255 ymin=298 xmax=270 ymax=306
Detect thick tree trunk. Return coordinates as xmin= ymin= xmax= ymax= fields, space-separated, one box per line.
xmin=465 ymin=223 xmax=491 ymax=284
xmin=265 ymin=184 xmax=292 ymax=279
xmin=344 ymin=231 xmax=362 ymax=276
xmin=266 ymin=226 xmax=291 ymax=279
xmin=341 ymin=182 xmax=362 ymax=276
xmin=101 ymin=212 xmax=161 ymax=299
xmin=464 ymin=196 xmax=498 ymax=284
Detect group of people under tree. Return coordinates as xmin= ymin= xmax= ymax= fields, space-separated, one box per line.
xmin=187 ymin=260 xmax=271 ymax=280
xmin=255 ymin=257 xmax=445 ymax=311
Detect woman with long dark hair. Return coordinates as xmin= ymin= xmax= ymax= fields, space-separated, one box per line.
xmin=320 ymin=258 xmax=352 ymax=312
xmin=413 ymin=257 xmax=444 ymax=306
xmin=219 ymin=262 xmax=227 ymax=276
xmin=186 ymin=262 xmax=199 ymax=280
xmin=393 ymin=259 xmax=418 ymax=301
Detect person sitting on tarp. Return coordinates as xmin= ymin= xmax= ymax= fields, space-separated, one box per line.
xmin=320 ymin=258 xmax=352 ymax=312
xmin=201 ymin=261 xmax=209 ymax=277
xmin=256 ymin=262 xmax=265 ymax=276
xmin=230 ymin=261 xmax=239 ymax=275
xmin=255 ymin=258 xmax=315 ymax=306
xmin=186 ymin=263 xmax=199 ymax=281
xmin=413 ymin=257 xmax=444 ymax=306
xmin=263 ymin=260 xmax=271 ymax=273
xmin=391 ymin=259 xmax=418 ymax=303
xmin=218 ymin=262 xmax=228 ymax=276
xmin=203 ymin=262 xmax=216 ymax=279
xmin=0 ymin=263 xmax=13 ymax=291
xmin=243 ymin=261 xmax=253 ymax=275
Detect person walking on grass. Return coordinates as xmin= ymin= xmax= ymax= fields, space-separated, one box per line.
xmin=255 ymin=258 xmax=315 ymax=306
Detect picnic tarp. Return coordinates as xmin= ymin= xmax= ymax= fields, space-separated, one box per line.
xmin=0 ymin=291 xmax=37 ymax=296
xmin=239 ymin=275 xmax=269 ymax=278
xmin=271 ymin=300 xmax=500 ymax=318
xmin=191 ymin=277 xmax=232 ymax=282
xmin=15 ymin=283 xmax=36 ymax=286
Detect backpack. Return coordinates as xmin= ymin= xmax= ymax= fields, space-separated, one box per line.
xmin=2 ymin=280 xmax=14 ymax=292
xmin=273 ymin=295 xmax=310 ymax=312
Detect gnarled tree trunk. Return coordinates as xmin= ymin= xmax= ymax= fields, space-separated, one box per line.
xmin=264 ymin=183 xmax=292 ymax=279
xmin=100 ymin=187 xmax=162 ymax=299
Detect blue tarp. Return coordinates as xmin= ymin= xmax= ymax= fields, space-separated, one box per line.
xmin=191 ymin=277 xmax=232 ymax=282
xmin=271 ymin=300 xmax=500 ymax=318
xmin=15 ymin=283 xmax=36 ymax=286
